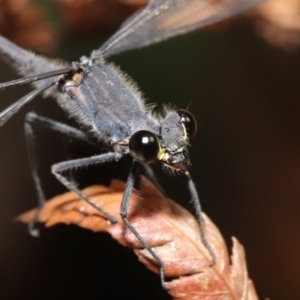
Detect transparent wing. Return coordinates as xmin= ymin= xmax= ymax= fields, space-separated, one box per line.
xmin=100 ymin=0 xmax=267 ymax=57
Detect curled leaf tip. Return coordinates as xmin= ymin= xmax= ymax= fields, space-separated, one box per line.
xmin=16 ymin=176 xmax=258 ymax=299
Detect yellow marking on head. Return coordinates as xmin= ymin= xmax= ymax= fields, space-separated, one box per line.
xmin=181 ymin=123 xmax=187 ymax=139
xmin=157 ymin=147 xmax=165 ymax=161
xmin=162 ymin=153 xmax=169 ymax=161
xmin=176 ymin=147 xmax=184 ymax=153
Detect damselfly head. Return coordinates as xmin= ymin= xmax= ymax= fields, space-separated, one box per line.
xmin=159 ymin=109 xmax=197 ymax=170
xmin=129 ymin=109 xmax=197 ymax=170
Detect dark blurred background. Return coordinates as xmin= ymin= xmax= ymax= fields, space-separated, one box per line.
xmin=0 ymin=1 xmax=300 ymax=299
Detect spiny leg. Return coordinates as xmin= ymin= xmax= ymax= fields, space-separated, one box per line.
xmin=52 ymin=152 xmax=122 ymax=224
xmin=25 ymin=112 xmax=98 ymax=146
xmin=184 ymin=168 xmax=216 ymax=264
xmin=0 ymin=82 xmax=54 ymax=127
xmin=0 ymin=68 xmax=70 ymax=90
xmin=120 ymin=161 xmax=166 ymax=289
xmin=24 ymin=112 xmax=109 ymax=236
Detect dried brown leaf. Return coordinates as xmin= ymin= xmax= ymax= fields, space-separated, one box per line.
xmin=0 ymin=0 xmax=56 ymax=52
xmin=54 ymin=0 xmax=143 ymax=35
xmin=17 ymin=177 xmax=258 ymax=300
xmin=254 ymin=0 xmax=300 ymax=51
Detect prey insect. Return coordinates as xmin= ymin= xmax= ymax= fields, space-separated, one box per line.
xmin=0 ymin=0 xmax=267 ymax=288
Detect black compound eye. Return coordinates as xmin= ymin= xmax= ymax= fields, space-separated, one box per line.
xmin=177 ymin=109 xmax=197 ymax=139
xmin=129 ymin=130 xmax=160 ymax=164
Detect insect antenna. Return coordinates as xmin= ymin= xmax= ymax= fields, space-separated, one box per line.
xmin=186 ymin=100 xmax=193 ymax=111
xmin=0 ymin=67 xmax=71 ymax=90
xmin=0 ymin=82 xmax=55 ymax=127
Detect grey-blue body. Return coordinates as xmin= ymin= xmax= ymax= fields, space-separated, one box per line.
xmin=60 ymin=58 xmax=159 ymax=145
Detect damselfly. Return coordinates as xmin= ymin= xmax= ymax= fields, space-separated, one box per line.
xmin=0 ymin=0 xmax=267 ymax=288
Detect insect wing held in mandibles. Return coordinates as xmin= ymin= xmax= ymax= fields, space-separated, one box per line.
xmin=0 ymin=0 xmax=267 ymax=289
